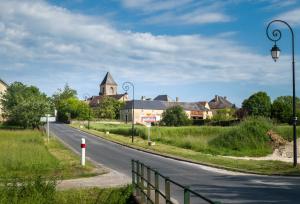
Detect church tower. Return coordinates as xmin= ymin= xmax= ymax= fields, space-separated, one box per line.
xmin=99 ymin=72 xmax=118 ymax=96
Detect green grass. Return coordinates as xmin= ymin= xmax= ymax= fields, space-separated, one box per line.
xmin=274 ymin=125 xmax=300 ymax=141
xmin=88 ymin=122 xmax=232 ymax=153
xmin=0 ymin=176 xmax=134 ymax=204
xmin=56 ymin=186 xmax=134 ymax=204
xmin=0 ymin=129 xmax=100 ymax=179
xmin=71 ymin=123 xmax=300 ymax=175
xmin=208 ymin=117 xmax=274 ymax=156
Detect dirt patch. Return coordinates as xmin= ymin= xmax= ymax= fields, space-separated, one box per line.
xmin=267 ymin=130 xmax=287 ymax=148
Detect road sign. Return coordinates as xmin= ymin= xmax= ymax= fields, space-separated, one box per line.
xmin=141 ymin=116 xmax=157 ymax=123
xmin=40 ymin=116 xmax=56 ymax=122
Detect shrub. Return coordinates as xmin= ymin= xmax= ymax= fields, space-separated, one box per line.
xmin=209 ymin=117 xmax=273 ymax=156
xmin=160 ymin=106 xmax=191 ymax=126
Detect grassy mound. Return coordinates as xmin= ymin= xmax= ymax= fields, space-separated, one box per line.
xmin=208 ymin=117 xmax=273 ymax=157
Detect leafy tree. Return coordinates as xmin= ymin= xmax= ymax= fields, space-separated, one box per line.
xmin=242 ymin=92 xmax=271 ymax=117
xmin=52 ymin=84 xmax=77 ymax=108
xmin=53 ymin=85 xmax=90 ymax=122
xmin=271 ymin=96 xmax=300 ymax=123
xmin=160 ymin=105 xmax=191 ymax=126
xmin=57 ymin=97 xmax=90 ymax=122
xmin=93 ymin=96 xmax=124 ymax=119
xmin=1 ymin=82 xmax=50 ymax=128
xmin=212 ymin=108 xmax=235 ymax=121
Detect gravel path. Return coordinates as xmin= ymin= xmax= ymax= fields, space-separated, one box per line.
xmin=57 ymin=170 xmax=131 ymax=190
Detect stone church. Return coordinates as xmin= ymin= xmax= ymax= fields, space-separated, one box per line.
xmin=88 ymin=72 xmax=128 ymax=107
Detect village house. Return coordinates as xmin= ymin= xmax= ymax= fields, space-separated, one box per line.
xmin=120 ymin=95 xmax=213 ymax=124
xmin=208 ymin=95 xmax=236 ymax=114
xmin=87 ymin=72 xmax=128 ymax=107
xmin=0 ymin=79 xmax=8 ymax=121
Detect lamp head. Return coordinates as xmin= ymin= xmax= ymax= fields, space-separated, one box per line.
xmin=271 ymin=44 xmax=280 ymax=62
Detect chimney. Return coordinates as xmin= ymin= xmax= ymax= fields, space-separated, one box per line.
xmin=224 ymin=96 xmax=227 ymax=100
xmin=141 ymin=96 xmax=146 ymax=100
xmin=215 ymin=95 xmax=219 ymax=101
xmin=176 ymin=97 xmax=179 ymax=102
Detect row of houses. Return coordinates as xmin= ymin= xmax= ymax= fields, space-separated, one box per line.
xmin=88 ymin=72 xmax=235 ymax=124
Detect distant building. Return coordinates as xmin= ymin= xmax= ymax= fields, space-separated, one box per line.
xmin=208 ymin=95 xmax=236 ymax=114
xmin=88 ymin=72 xmax=128 ymax=107
xmin=120 ymin=95 xmax=213 ymax=124
xmin=0 ymin=79 xmax=8 ymax=121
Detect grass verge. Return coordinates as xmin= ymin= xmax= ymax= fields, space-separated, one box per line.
xmin=0 ymin=176 xmax=134 ymax=204
xmin=0 ymin=129 xmax=103 ymax=179
xmin=71 ymin=124 xmax=300 ymax=176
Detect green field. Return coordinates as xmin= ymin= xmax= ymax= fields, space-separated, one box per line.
xmin=0 ymin=129 xmax=100 ymax=179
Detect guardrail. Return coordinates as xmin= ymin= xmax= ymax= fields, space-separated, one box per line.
xmin=131 ymin=159 xmax=219 ymax=204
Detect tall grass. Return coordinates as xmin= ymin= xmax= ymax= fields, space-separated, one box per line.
xmin=0 ymin=129 xmax=97 ymax=179
xmin=0 ymin=177 xmax=134 ymax=204
xmin=0 ymin=130 xmax=60 ymax=178
xmin=88 ymin=123 xmax=232 ymax=153
xmin=0 ymin=176 xmax=57 ymax=204
xmin=209 ymin=117 xmax=273 ymax=156
xmin=88 ymin=118 xmax=276 ymax=157
xmin=273 ymin=125 xmax=300 ymax=141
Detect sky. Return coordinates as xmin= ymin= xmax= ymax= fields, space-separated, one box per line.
xmin=1 ymin=0 xmax=300 ymax=106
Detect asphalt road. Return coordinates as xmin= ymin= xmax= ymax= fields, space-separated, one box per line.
xmin=50 ymin=123 xmax=300 ymax=204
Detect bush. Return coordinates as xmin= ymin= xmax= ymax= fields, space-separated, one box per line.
xmin=209 ymin=117 xmax=273 ymax=156
xmin=160 ymin=106 xmax=191 ymax=126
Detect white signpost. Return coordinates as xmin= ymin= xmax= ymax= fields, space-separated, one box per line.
xmin=81 ymin=138 xmax=86 ymax=166
xmin=142 ymin=116 xmax=157 ymax=146
xmin=40 ymin=114 xmax=56 ymax=143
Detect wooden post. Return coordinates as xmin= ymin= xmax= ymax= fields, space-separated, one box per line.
xmin=165 ymin=177 xmax=170 ymax=204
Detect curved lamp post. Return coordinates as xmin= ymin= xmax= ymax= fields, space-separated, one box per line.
xmin=266 ymin=20 xmax=297 ymax=167
xmin=122 ymin=82 xmax=135 ymax=143
xmin=84 ymin=94 xmax=91 ymax=130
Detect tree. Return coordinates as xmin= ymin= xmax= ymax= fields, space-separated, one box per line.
xmin=52 ymin=84 xmax=77 ymax=108
xmin=52 ymin=85 xmax=90 ymax=122
xmin=93 ymin=96 xmax=124 ymax=119
xmin=271 ymin=96 xmax=300 ymax=123
xmin=57 ymin=97 xmax=90 ymax=122
xmin=1 ymin=82 xmax=51 ymax=128
xmin=242 ymin=92 xmax=271 ymax=117
xmin=212 ymin=108 xmax=235 ymax=121
xmin=160 ymin=105 xmax=191 ymax=126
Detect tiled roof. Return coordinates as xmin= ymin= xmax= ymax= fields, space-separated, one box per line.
xmin=100 ymin=72 xmax=117 ymax=86
xmin=0 ymin=79 xmax=8 ymax=87
xmin=123 ymin=100 xmax=209 ymax=111
xmin=153 ymin=95 xmax=173 ymax=102
xmin=209 ymin=95 xmax=234 ymax=109
xmin=89 ymin=94 xmax=126 ymax=107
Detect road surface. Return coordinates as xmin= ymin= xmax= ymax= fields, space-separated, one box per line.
xmin=50 ymin=123 xmax=300 ymax=204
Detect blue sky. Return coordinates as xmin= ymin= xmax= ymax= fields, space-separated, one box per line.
xmin=0 ymin=0 xmax=300 ymax=106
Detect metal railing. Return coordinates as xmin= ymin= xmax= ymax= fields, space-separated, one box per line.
xmin=131 ymin=160 xmax=219 ymax=204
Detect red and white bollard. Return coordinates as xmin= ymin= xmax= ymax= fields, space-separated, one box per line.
xmin=81 ymin=138 xmax=86 ymax=166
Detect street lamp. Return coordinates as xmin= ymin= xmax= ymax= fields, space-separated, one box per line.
xmin=266 ymin=19 xmax=297 ymax=167
xmin=84 ymin=94 xmax=91 ymax=130
xmin=122 ymin=82 xmax=135 ymax=143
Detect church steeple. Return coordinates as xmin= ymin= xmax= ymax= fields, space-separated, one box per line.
xmin=99 ymin=72 xmax=118 ymax=96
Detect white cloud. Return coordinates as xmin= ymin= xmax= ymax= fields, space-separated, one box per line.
xmin=0 ymin=0 xmax=292 ymax=96
xmin=276 ymin=8 xmax=300 ymax=26
xmin=120 ymin=0 xmax=232 ymax=25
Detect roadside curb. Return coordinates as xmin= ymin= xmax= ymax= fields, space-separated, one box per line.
xmin=69 ymin=125 xmax=300 ymax=178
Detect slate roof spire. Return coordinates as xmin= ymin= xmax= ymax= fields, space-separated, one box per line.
xmin=100 ymin=72 xmax=117 ymax=86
